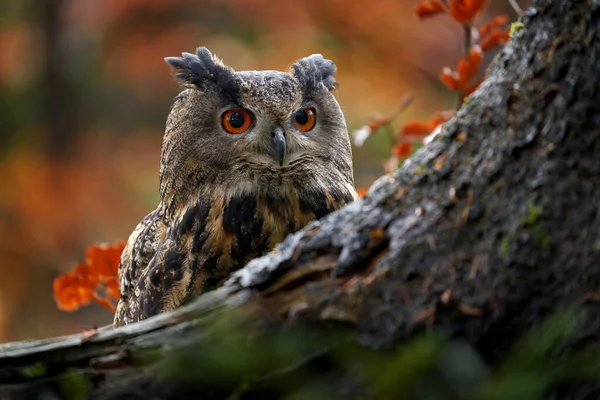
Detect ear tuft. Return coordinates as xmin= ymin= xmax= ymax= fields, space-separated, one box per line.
xmin=291 ymin=54 xmax=338 ymax=94
xmin=165 ymin=47 xmax=238 ymax=97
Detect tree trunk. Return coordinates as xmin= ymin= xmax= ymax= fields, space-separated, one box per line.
xmin=2 ymin=0 xmax=600 ymax=398
xmin=41 ymin=0 xmax=80 ymax=157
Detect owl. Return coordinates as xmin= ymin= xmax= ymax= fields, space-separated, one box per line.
xmin=113 ymin=47 xmax=357 ymax=327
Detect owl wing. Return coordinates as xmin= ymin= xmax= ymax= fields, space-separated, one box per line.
xmin=113 ymin=202 xmax=209 ymax=326
xmin=113 ymin=210 xmax=166 ymax=326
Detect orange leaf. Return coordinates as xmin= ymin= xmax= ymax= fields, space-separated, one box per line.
xmin=463 ymin=78 xmax=484 ymax=96
xmin=86 ymin=242 xmax=125 ymax=278
xmin=356 ymin=188 xmax=368 ymax=197
xmin=440 ymin=68 xmax=463 ymax=91
xmin=430 ymin=111 xmax=455 ymax=127
xmin=401 ymin=121 xmax=435 ymax=136
xmin=92 ymin=292 xmax=118 ymax=312
xmin=53 ymin=268 xmax=95 ymax=311
xmin=448 ymin=0 xmax=487 ymax=23
xmin=479 ymin=24 xmax=492 ymax=38
xmin=480 ymin=29 xmax=510 ymax=52
xmin=415 ymin=1 xmax=446 ymax=19
xmin=490 ymin=14 xmax=509 ymax=27
xmin=53 ymin=241 xmax=125 ymax=313
xmin=479 ymin=15 xmax=508 ymax=37
xmin=457 ymin=46 xmax=483 ymax=82
xmin=367 ymin=115 xmax=389 ymax=132
xmin=392 ymin=142 xmax=413 ymax=158
xmin=105 ymin=277 xmax=121 ymax=300
xmin=402 ymin=110 xmax=455 ymax=138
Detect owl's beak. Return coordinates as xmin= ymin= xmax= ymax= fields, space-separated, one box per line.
xmin=272 ymin=127 xmax=286 ymax=166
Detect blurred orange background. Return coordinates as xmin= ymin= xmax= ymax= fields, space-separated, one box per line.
xmin=0 ymin=0 xmax=523 ymax=342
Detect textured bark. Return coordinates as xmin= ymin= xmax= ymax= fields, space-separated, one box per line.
xmin=2 ymin=0 xmax=600 ymax=398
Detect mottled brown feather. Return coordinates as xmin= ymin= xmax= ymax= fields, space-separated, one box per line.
xmin=114 ymin=47 xmax=357 ymax=326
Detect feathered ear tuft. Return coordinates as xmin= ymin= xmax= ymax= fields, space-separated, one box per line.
xmin=165 ymin=47 xmax=239 ymax=97
xmin=291 ymin=54 xmax=338 ymax=96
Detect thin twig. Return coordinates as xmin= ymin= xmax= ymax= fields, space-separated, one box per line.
xmin=463 ymin=24 xmax=472 ymax=57
xmin=384 ymin=124 xmax=396 ymax=147
xmin=389 ymin=93 xmax=414 ymax=120
xmin=383 ymin=93 xmax=414 ymax=146
xmin=508 ymin=0 xmax=524 ymax=16
xmin=455 ymin=23 xmax=473 ymax=109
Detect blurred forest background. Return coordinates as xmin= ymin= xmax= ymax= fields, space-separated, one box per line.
xmin=0 ymin=0 xmax=522 ymax=342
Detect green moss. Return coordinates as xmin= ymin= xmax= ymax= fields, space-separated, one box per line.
xmin=19 ymin=362 xmax=46 ymax=378
xmin=521 ymin=202 xmax=543 ymax=226
xmin=510 ymin=22 xmax=525 ymax=37
xmin=499 ymin=201 xmax=545 ymax=257
xmin=58 ymin=370 xmax=90 ymax=400
xmin=518 ymin=202 xmax=550 ymax=247
xmin=499 ymin=201 xmax=550 ymax=262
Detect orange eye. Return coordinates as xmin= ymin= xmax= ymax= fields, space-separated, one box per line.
xmin=222 ymin=109 xmax=252 ymax=134
xmin=293 ymin=107 xmax=316 ymax=132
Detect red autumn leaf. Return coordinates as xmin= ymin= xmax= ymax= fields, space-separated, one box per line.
xmin=479 ymin=15 xmax=509 ymax=38
xmin=489 ymin=14 xmax=509 ymax=27
xmin=367 ymin=115 xmax=389 ymax=132
xmin=85 ymin=242 xmax=124 ymax=277
xmin=448 ymin=0 xmax=487 ymax=23
xmin=401 ymin=121 xmax=436 ymax=136
xmin=401 ymin=111 xmax=454 ymax=140
xmin=105 ymin=277 xmax=121 ymax=300
xmin=392 ymin=142 xmax=413 ymax=158
xmin=479 ymin=25 xmax=491 ymax=37
xmin=463 ymin=78 xmax=484 ymax=96
xmin=54 ymin=241 xmax=125 ymax=312
xmin=372 ymin=0 xmax=511 ymax=176
xmin=440 ymin=67 xmax=463 ymax=91
xmin=415 ymin=0 xmax=446 ymax=19
xmin=356 ymin=188 xmax=368 ymax=197
xmin=441 ymin=46 xmax=485 ymax=94
xmin=459 ymin=46 xmax=483 ymax=81
xmin=430 ymin=111 xmax=455 ymax=127
xmin=53 ymin=267 xmax=96 ymax=311
xmin=480 ymin=29 xmax=510 ymax=52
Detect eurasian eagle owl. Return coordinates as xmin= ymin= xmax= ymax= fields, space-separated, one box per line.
xmin=114 ymin=47 xmax=357 ymax=326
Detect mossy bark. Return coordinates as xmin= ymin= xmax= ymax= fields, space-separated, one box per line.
xmin=2 ymin=1 xmax=600 ymax=398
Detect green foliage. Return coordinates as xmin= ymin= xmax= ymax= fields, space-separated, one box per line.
xmin=58 ymin=369 xmax=90 ymax=400
xmin=18 ymin=362 xmax=46 ymax=378
xmin=477 ymin=308 xmax=600 ymax=400
xmin=364 ymin=333 xmax=446 ymax=396
xmin=159 ymin=307 xmax=600 ymax=399
xmin=160 ymin=310 xmax=351 ymax=398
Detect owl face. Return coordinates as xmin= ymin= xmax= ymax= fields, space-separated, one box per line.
xmin=224 ymin=70 xmax=346 ymax=169
xmin=159 ymin=47 xmax=354 ymax=210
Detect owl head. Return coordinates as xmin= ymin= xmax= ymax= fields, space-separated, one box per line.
xmin=159 ymin=47 xmax=354 ymax=214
